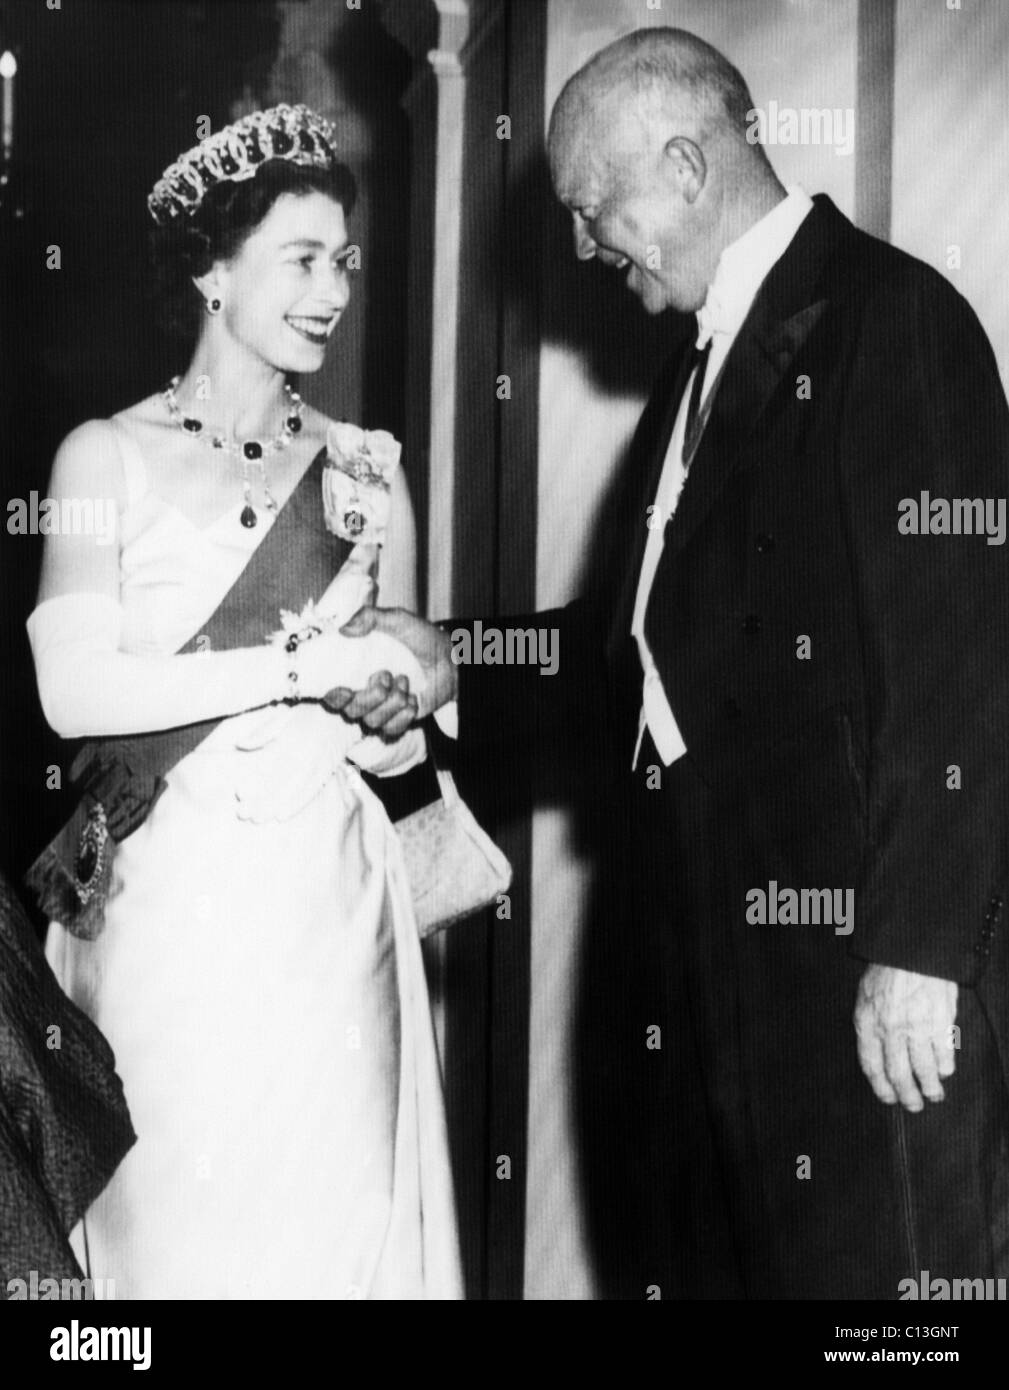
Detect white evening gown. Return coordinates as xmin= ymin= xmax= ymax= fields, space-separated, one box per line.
xmin=43 ymin=429 xmax=462 ymax=1300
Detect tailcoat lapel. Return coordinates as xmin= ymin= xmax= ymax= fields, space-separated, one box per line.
xmin=646 ymin=196 xmax=848 ymax=619
xmin=663 ymin=295 xmax=828 ymax=562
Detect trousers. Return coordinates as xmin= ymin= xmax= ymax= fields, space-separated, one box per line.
xmin=619 ymin=730 xmax=1009 ymax=1299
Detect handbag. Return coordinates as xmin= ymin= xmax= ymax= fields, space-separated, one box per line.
xmin=395 ymin=766 xmax=512 ymax=939
xmin=32 ymin=754 xmax=513 ymax=945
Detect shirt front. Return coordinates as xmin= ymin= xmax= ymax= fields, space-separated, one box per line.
xmin=630 ymin=184 xmax=815 ymax=770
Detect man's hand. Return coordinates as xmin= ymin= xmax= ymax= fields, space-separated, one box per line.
xmin=322 ymin=670 xmax=418 ymax=740
xmin=326 ymin=607 xmax=458 ymax=729
xmin=854 ymin=964 xmax=958 ymax=1112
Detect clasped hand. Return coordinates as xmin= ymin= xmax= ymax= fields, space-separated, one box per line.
xmin=323 ymin=605 xmax=456 ymax=739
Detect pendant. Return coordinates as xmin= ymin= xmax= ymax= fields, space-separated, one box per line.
xmin=240 ymin=504 xmax=258 ymax=528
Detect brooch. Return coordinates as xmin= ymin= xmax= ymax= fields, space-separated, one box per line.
xmin=322 ymin=422 xmax=400 ymax=545
xmin=73 ymin=802 xmax=110 ymax=906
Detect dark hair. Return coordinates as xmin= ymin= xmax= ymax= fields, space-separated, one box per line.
xmin=149 ymin=157 xmax=358 ymax=343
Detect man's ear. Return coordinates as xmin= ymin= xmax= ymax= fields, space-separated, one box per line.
xmin=664 ymin=136 xmax=706 ymax=204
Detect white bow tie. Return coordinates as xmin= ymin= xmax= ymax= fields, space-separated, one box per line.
xmin=695 ymin=285 xmax=734 ymax=349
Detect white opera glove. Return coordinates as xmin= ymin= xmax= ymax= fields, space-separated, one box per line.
xmin=297 ymin=620 xmax=428 ymax=776
xmin=286 ymin=547 xmax=427 ymax=699
xmin=348 ymin=725 xmax=428 ymax=778
xmin=433 ymin=702 xmax=459 ymax=740
xmin=27 ymin=591 xmax=292 ymax=739
xmin=26 ymin=589 xmax=425 ymax=741
xmin=297 ymin=560 xmax=429 ymax=778
xmin=292 ymin=621 xmax=427 ymax=702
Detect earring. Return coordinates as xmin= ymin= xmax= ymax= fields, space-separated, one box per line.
xmin=206 ymin=296 xmax=223 ymax=315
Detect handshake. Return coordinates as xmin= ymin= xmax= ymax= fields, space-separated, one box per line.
xmin=322 ymin=606 xmax=458 ymax=738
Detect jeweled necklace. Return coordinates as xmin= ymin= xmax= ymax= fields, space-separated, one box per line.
xmin=160 ymin=376 xmax=305 ymax=528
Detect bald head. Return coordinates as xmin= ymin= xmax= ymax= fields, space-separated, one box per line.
xmin=550 ymin=27 xmax=758 ymax=158
xmin=548 ymin=28 xmax=782 ymax=314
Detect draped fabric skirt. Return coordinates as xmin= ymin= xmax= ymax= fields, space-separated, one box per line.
xmin=46 ymin=728 xmax=462 ymax=1300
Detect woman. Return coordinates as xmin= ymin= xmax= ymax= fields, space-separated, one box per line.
xmin=26 ymin=105 xmax=462 ymax=1299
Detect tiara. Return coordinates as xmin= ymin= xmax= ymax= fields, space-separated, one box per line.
xmin=147 ymin=104 xmax=340 ymax=226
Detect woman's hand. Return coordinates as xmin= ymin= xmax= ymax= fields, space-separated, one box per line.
xmin=295 ymin=625 xmax=420 ymax=701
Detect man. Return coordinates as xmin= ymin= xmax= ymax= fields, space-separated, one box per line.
xmin=336 ymin=28 xmax=1009 ymax=1298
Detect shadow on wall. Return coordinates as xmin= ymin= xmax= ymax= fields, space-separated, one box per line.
xmin=492 ymin=148 xmax=696 ymax=1296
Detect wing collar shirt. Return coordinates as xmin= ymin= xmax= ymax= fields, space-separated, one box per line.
xmin=630 ymin=184 xmax=815 ymax=770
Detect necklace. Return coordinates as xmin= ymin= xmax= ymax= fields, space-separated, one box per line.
xmin=160 ymin=376 xmax=305 ymax=528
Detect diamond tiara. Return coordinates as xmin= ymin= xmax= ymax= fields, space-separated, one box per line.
xmin=147 ymin=104 xmax=340 ymax=226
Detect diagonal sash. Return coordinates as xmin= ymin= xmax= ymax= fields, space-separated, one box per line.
xmin=27 ymin=447 xmax=353 ymax=935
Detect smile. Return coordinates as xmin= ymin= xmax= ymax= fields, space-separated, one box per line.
xmin=597 ymin=252 xmax=631 ymax=272
xmin=285 ymin=314 xmax=339 ymax=345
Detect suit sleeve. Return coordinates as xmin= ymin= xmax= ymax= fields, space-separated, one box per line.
xmin=450 ymin=597 xmax=613 ymax=762
xmin=840 ymin=265 xmax=1009 ymax=984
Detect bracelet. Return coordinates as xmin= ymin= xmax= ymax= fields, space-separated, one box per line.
xmin=284 ymin=634 xmax=300 ymax=702
xmin=280 ymin=617 xmax=326 ymax=702
xmin=268 ymin=604 xmax=327 ymax=703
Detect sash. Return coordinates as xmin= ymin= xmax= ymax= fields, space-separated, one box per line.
xmin=26 ymin=447 xmax=353 ymax=938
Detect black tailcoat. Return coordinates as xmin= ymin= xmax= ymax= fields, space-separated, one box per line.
xmin=453 ymin=196 xmax=1009 ymax=1296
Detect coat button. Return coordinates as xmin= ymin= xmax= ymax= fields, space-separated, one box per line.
xmin=990 ymin=895 xmax=1003 ymax=911
xmin=742 ymin=614 xmax=762 ymax=635
xmin=756 ymin=533 xmax=776 ymax=554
